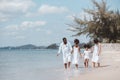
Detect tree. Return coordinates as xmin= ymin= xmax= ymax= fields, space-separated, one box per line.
xmin=68 ymin=0 xmax=120 ymax=43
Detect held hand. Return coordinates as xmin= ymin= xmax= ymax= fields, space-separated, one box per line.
xmin=80 ymin=55 xmax=82 ymax=58
xmin=71 ymin=51 xmax=73 ymax=54
xmin=57 ymin=54 xmax=59 ymax=56
xmin=98 ymin=52 xmax=100 ymax=56
xmin=80 ymin=53 xmax=82 ymax=58
xmin=71 ymin=50 xmax=73 ymax=54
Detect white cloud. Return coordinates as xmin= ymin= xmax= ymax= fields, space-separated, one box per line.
xmin=0 ymin=0 xmax=35 ymax=13
xmin=5 ymin=21 xmax=46 ymax=30
xmin=5 ymin=25 xmax=19 ymax=30
xmin=67 ymin=12 xmax=92 ymax=21
xmin=38 ymin=4 xmax=69 ymax=14
xmin=20 ymin=21 xmax=46 ymax=30
xmin=25 ymin=4 xmax=69 ymax=17
xmin=0 ymin=0 xmax=35 ymax=22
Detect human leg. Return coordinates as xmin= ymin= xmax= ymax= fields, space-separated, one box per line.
xmin=75 ymin=64 xmax=78 ymax=69
xmin=98 ymin=63 xmax=100 ymax=67
xmin=92 ymin=62 xmax=95 ymax=68
xmin=84 ymin=59 xmax=87 ymax=68
xmin=63 ymin=57 xmax=68 ymax=69
xmin=64 ymin=63 xmax=67 ymax=69
xmin=68 ymin=62 xmax=71 ymax=69
xmin=86 ymin=59 xmax=89 ymax=68
xmin=84 ymin=61 xmax=86 ymax=68
xmin=68 ymin=55 xmax=71 ymax=69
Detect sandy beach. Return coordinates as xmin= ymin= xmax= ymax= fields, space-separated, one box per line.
xmin=70 ymin=44 xmax=120 ymax=80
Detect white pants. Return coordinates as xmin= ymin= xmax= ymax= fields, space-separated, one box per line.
xmin=63 ymin=54 xmax=71 ymax=64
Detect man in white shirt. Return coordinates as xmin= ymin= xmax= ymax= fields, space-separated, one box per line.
xmin=57 ymin=37 xmax=72 ymax=69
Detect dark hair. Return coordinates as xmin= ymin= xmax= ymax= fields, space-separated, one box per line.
xmin=74 ymin=39 xmax=79 ymax=44
xmin=63 ymin=37 xmax=67 ymax=41
xmin=84 ymin=44 xmax=90 ymax=48
xmin=87 ymin=44 xmax=90 ymax=48
xmin=94 ymin=38 xmax=99 ymax=44
xmin=84 ymin=44 xmax=87 ymax=48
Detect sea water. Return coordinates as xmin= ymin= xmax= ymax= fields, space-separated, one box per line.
xmin=0 ymin=49 xmax=90 ymax=80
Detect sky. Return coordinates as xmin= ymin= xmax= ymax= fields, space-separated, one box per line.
xmin=0 ymin=0 xmax=120 ymax=47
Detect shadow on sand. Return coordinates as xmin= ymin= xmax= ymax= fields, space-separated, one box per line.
xmin=100 ymin=65 xmax=110 ymax=68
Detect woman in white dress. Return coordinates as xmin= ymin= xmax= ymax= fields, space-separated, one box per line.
xmin=71 ymin=39 xmax=82 ymax=69
xmin=92 ymin=38 xmax=101 ymax=68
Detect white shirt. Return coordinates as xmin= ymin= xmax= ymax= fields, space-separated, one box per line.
xmin=58 ymin=42 xmax=72 ymax=58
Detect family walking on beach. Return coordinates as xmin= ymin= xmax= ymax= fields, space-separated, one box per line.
xmin=57 ymin=37 xmax=101 ymax=69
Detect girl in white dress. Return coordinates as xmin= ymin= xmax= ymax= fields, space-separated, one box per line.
xmin=92 ymin=39 xmax=101 ymax=68
xmin=83 ymin=44 xmax=91 ymax=68
xmin=71 ymin=39 xmax=82 ymax=69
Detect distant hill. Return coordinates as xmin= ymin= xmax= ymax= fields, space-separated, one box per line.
xmin=0 ymin=44 xmax=58 ymax=50
xmin=15 ymin=44 xmax=38 ymax=49
xmin=0 ymin=44 xmax=46 ymax=50
xmin=46 ymin=43 xmax=59 ymax=49
xmin=0 ymin=42 xmax=89 ymax=50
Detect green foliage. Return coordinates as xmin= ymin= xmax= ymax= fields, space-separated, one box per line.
xmin=68 ymin=0 xmax=120 ymax=43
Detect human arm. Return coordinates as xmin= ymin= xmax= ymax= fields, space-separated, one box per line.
xmin=89 ymin=48 xmax=92 ymax=54
xmin=91 ymin=46 xmax=94 ymax=53
xmin=71 ymin=48 xmax=73 ymax=54
xmin=98 ymin=43 xmax=101 ymax=56
xmin=57 ymin=43 xmax=62 ymax=56
xmin=68 ymin=42 xmax=73 ymax=54
xmin=83 ymin=51 xmax=85 ymax=57
xmin=78 ymin=47 xmax=82 ymax=57
xmin=69 ymin=42 xmax=73 ymax=53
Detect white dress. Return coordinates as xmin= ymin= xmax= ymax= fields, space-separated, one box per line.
xmin=72 ymin=46 xmax=80 ymax=64
xmin=92 ymin=44 xmax=99 ymax=63
xmin=84 ymin=50 xmax=91 ymax=60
